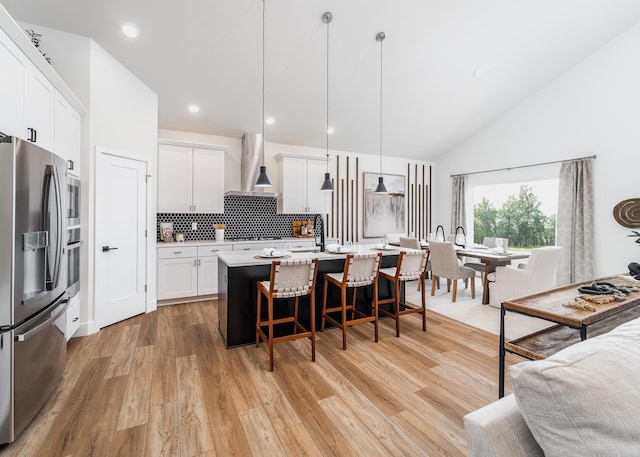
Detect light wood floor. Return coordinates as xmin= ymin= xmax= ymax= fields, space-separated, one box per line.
xmin=0 ymin=299 xmax=521 ymax=457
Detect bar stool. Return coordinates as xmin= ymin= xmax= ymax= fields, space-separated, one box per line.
xmin=256 ymin=258 xmax=318 ymax=371
xmin=321 ymin=252 xmax=382 ymax=350
xmin=378 ymin=250 xmax=430 ymax=337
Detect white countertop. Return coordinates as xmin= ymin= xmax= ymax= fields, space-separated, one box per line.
xmin=217 ymin=243 xmax=405 ymax=267
xmin=157 ymin=240 xmax=233 ymax=247
xmin=156 ymin=237 xmax=338 ymax=249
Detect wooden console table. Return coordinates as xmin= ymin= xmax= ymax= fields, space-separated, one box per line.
xmin=498 ymin=275 xmax=640 ymax=397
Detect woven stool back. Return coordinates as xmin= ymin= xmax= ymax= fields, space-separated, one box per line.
xmin=269 ymin=258 xmax=317 ymax=298
xmin=342 ymin=253 xmax=381 ymax=287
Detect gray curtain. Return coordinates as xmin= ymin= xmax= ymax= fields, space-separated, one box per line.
xmin=556 ymin=159 xmax=594 ymax=285
xmin=450 ymin=175 xmax=467 ymax=233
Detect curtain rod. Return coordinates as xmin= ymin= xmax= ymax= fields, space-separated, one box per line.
xmin=450 ymin=154 xmax=597 ymax=178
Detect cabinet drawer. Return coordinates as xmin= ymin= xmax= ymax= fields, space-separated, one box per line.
xmin=197 ymin=245 xmax=233 ymax=257
xmin=157 ymin=246 xmax=198 ymax=259
xmin=64 ymin=295 xmax=80 ymax=341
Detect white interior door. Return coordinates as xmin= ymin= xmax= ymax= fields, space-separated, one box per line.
xmin=95 ymin=151 xmax=147 ymax=328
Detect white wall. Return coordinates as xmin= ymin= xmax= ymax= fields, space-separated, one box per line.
xmin=86 ymin=41 xmax=158 ymax=333
xmin=18 ymin=21 xmax=91 ymax=107
xmin=434 ymin=21 xmax=640 ymax=278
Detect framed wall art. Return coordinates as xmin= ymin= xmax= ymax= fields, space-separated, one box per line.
xmin=363 ymin=172 xmax=405 ymax=238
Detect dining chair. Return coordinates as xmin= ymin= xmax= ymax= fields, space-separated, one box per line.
xmin=378 ymin=249 xmax=430 ymax=336
xmin=464 ymin=237 xmax=509 ymax=280
xmin=321 ymin=252 xmax=382 ymax=350
xmin=487 ymin=246 xmax=562 ymax=308
xmin=429 ymin=241 xmax=475 ymax=302
xmin=256 ymin=258 xmax=318 ymax=371
xmin=400 ymin=236 xmax=432 ymax=291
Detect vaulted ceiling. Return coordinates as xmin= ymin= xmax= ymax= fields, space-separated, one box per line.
xmin=4 ymin=0 xmax=640 ymax=160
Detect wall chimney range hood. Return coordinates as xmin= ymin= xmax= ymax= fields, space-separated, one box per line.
xmin=225 ymin=132 xmax=277 ymax=197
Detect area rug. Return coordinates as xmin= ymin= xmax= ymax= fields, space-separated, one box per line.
xmin=405 ymin=281 xmax=554 ymax=340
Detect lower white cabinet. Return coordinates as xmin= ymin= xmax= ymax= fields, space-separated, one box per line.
xmin=157 ymin=244 xmax=232 ymax=301
xmin=197 ymin=245 xmax=230 ymax=295
xmin=61 ymin=294 xmax=80 ymax=341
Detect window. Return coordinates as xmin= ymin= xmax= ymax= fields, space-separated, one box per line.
xmin=467 ymin=165 xmax=559 ymax=250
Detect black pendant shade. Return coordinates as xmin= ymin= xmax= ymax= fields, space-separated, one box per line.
xmin=374 ymin=176 xmax=387 ymax=194
xmin=255 ymin=165 xmax=271 ymax=187
xmin=321 ymin=172 xmax=334 ymax=191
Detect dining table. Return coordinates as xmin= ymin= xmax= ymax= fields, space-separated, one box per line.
xmin=454 ymin=247 xmax=529 ymax=304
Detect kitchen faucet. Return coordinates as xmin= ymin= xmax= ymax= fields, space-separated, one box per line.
xmin=313 ymin=213 xmax=325 ymax=252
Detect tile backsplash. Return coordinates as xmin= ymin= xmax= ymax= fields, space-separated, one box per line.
xmin=157 ymin=195 xmax=321 ymax=241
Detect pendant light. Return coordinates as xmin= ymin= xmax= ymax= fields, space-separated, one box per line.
xmin=255 ymin=0 xmax=271 ymax=187
xmin=320 ymin=11 xmax=334 ymax=192
xmin=374 ymin=31 xmax=387 ymax=194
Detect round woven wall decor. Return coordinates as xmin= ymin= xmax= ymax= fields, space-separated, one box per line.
xmin=613 ymin=198 xmax=640 ymax=228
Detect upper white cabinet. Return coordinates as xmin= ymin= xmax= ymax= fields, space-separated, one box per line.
xmin=24 ymin=65 xmax=55 ymax=151
xmin=0 ymin=26 xmax=82 ymax=170
xmin=158 ymin=143 xmax=225 ymax=213
xmin=0 ymin=28 xmax=26 ymax=136
xmin=54 ymin=92 xmax=82 ymax=175
xmin=277 ymin=154 xmax=330 ymax=214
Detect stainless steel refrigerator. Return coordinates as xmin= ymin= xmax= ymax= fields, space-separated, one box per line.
xmin=0 ymin=135 xmax=69 ymax=444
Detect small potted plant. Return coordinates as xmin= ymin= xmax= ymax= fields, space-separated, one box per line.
xmin=630 ymin=231 xmax=640 ymax=247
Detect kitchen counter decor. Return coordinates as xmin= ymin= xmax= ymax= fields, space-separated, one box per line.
xmin=292 ymin=220 xmax=315 ymax=237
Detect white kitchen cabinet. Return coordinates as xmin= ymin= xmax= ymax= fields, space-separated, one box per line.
xmin=62 ymin=295 xmax=81 ymax=341
xmin=277 ymin=154 xmax=330 ymax=214
xmin=0 ymin=28 xmax=26 ymax=137
xmin=157 ymin=247 xmax=199 ymax=300
xmin=24 ymin=64 xmax=55 ymax=151
xmin=54 ymin=91 xmax=82 ymax=175
xmin=196 ymin=244 xmax=232 ymax=295
xmin=157 ymin=144 xmax=224 ymax=213
xmin=157 ymin=243 xmax=232 ymax=301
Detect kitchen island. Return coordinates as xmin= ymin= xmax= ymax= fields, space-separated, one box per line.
xmin=217 ymin=245 xmax=405 ymax=348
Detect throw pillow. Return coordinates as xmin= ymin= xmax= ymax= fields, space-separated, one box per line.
xmin=509 ymin=317 xmax=640 ymax=457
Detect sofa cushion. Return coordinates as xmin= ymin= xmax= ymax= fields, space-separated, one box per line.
xmin=509 ymin=316 xmax=640 ymax=457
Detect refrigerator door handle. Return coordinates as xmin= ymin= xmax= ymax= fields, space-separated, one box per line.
xmin=50 ymin=165 xmax=63 ymax=290
xmin=15 ymin=297 xmax=69 ymax=342
xmin=43 ymin=165 xmax=63 ymax=290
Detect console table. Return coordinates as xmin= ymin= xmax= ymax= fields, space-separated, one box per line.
xmin=498 ymin=275 xmax=640 ymax=397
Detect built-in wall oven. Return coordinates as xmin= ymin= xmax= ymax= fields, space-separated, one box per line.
xmin=66 ymin=176 xmax=81 ymax=297
xmin=67 ymin=175 xmax=80 ymax=227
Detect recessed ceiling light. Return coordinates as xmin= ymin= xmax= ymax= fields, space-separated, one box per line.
xmin=188 ymin=104 xmax=200 ymax=113
xmin=327 ymin=126 xmax=335 ymax=134
xmin=122 ymin=23 xmax=139 ymax=38
xmin=265 ymin=117 xmax=275 ymax=125
xmin=473 ymin=63 xmax=491 ymax=78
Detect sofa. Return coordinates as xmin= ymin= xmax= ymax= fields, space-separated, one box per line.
xmin=464 ymin=316 xmax=640 ymax=457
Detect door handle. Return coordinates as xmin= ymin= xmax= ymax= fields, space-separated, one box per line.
xmin=102 ymin=246 xmax=119 ymax=252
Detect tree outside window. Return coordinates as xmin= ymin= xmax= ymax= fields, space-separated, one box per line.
xmin=473 ymin=184 xmax=556 ymax=249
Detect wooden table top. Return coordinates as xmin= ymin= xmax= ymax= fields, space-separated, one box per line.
xmin=503 ymin=274 xmax=640 ymax=327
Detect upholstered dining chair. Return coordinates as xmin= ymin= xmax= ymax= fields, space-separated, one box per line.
xmin=378 ymin=249 xmax=430 ymax=336
xmin=256 ymin=258 xmax=318 ymax=371
xmin=399 ymin=236 xmax=420 ymax=249
xmin=464 ymin=237 xmax=509 ymax=280
xmin=321 ymin=252 xmax=382 ymax=350
xmin=429 ymin=241 xmax=475 ymax=302
xmin=400 ymin=236 xmax=431 ymax=291
xmin=488 ymin=246 xmax=562 ymax=308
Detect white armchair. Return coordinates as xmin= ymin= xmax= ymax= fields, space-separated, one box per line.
xmin=488 ymin=246 xmax=562 ymax=308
